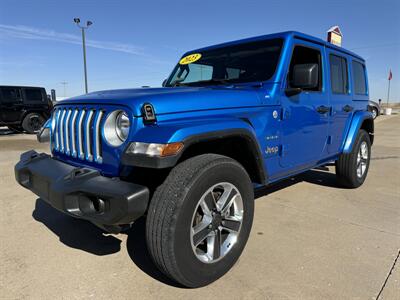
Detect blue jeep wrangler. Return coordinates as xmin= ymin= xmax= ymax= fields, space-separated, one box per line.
xmin=15 ymin=31 xmax=373 ymax=287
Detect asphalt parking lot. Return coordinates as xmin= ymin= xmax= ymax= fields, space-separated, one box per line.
xmin=1 ymin=115 xmax=399 ymax=300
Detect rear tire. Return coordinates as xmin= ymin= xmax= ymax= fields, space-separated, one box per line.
xmin=22 ymin=113 xmax=45 ymax=134
xmin=371 ymin=108 xmax=378 ymax=119
xmin=336 ymin=129 xmax=371 ymax=188
xmin=146 ymin=154 xmax=254 ymax=287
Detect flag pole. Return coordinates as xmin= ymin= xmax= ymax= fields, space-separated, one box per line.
xmin=386 ymin=78 xmax=391 ymax=108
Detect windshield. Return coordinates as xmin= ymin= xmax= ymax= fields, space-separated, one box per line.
xmin=165 ymin=38 xmax=283 ymax=87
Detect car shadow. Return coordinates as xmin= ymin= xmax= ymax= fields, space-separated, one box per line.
xmin=32 ymin=198 xmax=182 ymax=286
xmin=32 ymin=199 xmax=122 ymax=255
xmin=125 ymin=217 xmax=184 ymax=287
xmin=255 ymin=168 xmax=342 ymax=199
xmin=0 ymin=127 xmax=20 ymax=136
xmin=31 ymin=167 xmax=341 ymax=287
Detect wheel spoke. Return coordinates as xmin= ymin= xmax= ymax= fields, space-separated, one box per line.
xmin=360 ymin=142 xmax=368 ymax=159
xmin=192 ymin=220 xmax=212 ymax=246
xmin=357 ymin=160 xmax=362 ymax=168
xmin=201 ymin=192 xmax=216 ymax=215
xmin=222 ymin=217 xmax=241 ymax=232
xmin=211 ymin=230 xmax=221 ymax=260
xmin=218 ymin=186 xmax=237 ymax=213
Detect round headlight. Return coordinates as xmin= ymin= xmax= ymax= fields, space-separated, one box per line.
xmin=116 ymin=111 xmax=130 ymax=141
xmin=103 ymin=110 xmax=130 ymax=147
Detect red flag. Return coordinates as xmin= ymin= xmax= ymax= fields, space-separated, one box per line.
xmin=388 ymin=69 xmax=392 ymax=81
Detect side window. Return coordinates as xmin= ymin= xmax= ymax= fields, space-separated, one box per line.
xmin=1 ymin=87 xmax=21 ymax=103
xmin=352 ymin=61 xmax=367 ymax=95
xmin=288 ymin=45 xmax=322 ymax=91
xmin=329 ymin=54 xmax=348 ymax=94
xmin=24 ymin=88 xmax=44 ymax=102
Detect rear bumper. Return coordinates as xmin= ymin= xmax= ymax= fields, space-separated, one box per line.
xmin=15 ymin=150 xmax=149 ymax=232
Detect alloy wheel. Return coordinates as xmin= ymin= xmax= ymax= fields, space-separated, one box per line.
xmin=29 ymin=115 xmax=42 ymax=132
xmin=190 ymin=182 xmax=244 ymax=263
xmin=356 ymin=141 xmax=369 ymax=178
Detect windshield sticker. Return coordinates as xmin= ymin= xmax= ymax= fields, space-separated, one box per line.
xmin=179 ymin=53 xmax=202 ymax=65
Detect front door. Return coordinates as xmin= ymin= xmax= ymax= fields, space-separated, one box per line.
xmin=279 ymin=42 xmax=330 ymax=171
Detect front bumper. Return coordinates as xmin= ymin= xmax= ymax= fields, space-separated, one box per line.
xmin=15 ymin=150 xmax=149 ymax=232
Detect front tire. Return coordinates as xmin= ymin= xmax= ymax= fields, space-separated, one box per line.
xmin=146 ymin=154 xmax=254 ymax=287
xmin=336 ymin=129 xmax=371 ymax=188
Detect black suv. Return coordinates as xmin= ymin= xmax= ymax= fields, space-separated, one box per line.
xmin=0 ymin=86 xmax=53 ymax=133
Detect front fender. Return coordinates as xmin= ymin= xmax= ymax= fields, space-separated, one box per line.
xmin=131 ymin=117 xmax=257 ymax=144
xmin=123 ymin=117 xmax=264 ymax=174
xmin=342 ymin=111 xmax=373 ymax=154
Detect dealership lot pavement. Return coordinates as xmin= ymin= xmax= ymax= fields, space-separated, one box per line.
xmin=1 ymin=115 xmax=399 ymax=300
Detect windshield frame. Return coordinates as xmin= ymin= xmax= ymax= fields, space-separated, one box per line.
xmin=165 ymin=37 xmax=284 ymax=88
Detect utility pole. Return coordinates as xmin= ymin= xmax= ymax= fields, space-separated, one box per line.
xmin=73 ymin=18 xmax=93 ymax=94
xmin=60 ymin=81 xmax=68 ymax=97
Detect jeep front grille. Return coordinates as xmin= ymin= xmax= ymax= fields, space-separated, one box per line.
xmin=52 ymin=107 xmax=105 ymax=163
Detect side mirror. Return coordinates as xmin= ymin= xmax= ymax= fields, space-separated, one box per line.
xmin=162 ymin=79 xmax=167 ymax=87
xmin=292 ymin=63 xmax=319 ymax=89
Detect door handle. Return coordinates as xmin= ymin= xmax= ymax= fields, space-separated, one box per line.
xmin=316 ymin=105 xmax=331 ymax=114
xmin=343 ymin=105 xmax=353 ymax=112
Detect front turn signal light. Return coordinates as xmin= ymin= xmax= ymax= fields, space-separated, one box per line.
xmin=161 ymin=142 xmax=184 ymax=156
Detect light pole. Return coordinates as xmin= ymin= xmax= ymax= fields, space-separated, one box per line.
xmin=73 ymin=18 xmax=92 ymax=94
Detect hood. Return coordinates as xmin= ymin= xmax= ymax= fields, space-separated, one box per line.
xmin=59 ymin=86 xmax=263 ymax=116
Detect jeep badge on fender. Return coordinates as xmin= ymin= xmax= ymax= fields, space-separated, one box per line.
xmin=16 ymin=31 xmax=373 ymax=288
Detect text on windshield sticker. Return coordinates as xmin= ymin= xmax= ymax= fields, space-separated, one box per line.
xmin=179 ymin=53 xmax=202 ymax=65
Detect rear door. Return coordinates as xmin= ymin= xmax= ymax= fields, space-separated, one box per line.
xmin=326 ymin=52 xmax=353 ymax=154
xmin=279 ymin=41 xmax=330 ymax=171
xmin=0 ymin=87 xmax=23 ymax=122
xmin=22 ymin=87 xmax=50 ymax=114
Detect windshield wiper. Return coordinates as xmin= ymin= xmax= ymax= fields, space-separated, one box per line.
xmin=204 ymin=78 xmax=230 ymax=85
xmin=251 ymin=82 xmax=264 ymax=88
xmin=170 ymin=78 xmax=187 ymax=87
xmin=173 ymin=81 xmax=189 ymax=87
xmin=185 ymin=78 xmax=232 ymax=86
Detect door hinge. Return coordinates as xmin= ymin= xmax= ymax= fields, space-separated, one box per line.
xmin=280 ymin=144 xmax=287 ymax=157
xmin=281 ymin=108 xmax=290 ymax=120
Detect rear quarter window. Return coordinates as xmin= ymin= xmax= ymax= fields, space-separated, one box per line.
xmin=329 ymin=54 xmax=348 ymax=94
xmin=352 ymin=61 xmax=367 ymax=95
xmin=24 ymin=88 xmax=44 ymax=102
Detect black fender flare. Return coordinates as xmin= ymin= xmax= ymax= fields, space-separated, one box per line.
xmin=121 ymin=128 xmax=267 ymax=184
